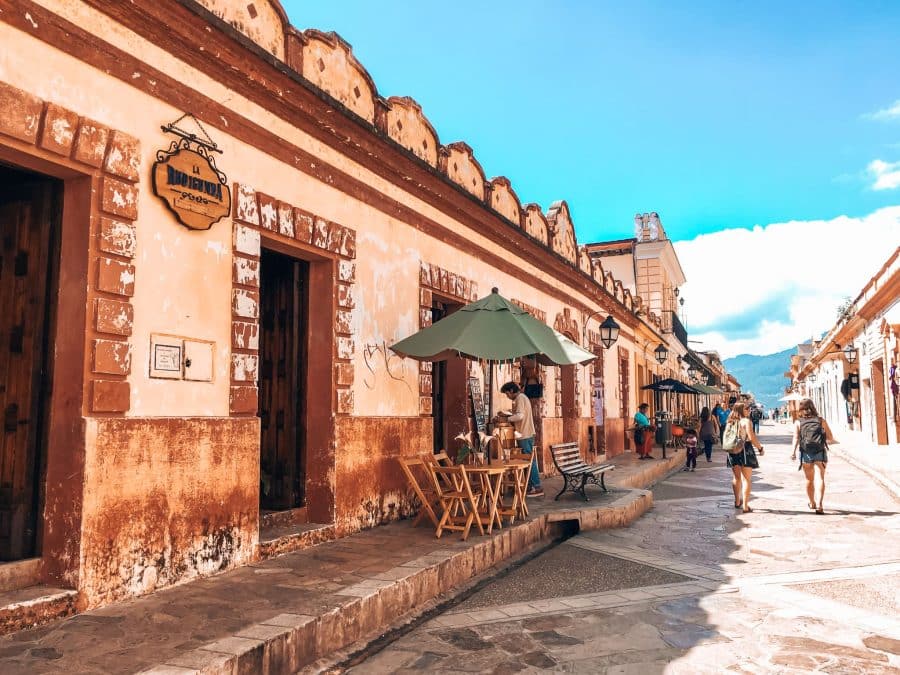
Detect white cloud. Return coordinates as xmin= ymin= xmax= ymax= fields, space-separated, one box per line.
xmin=866 ymin=100 xmax=900 ymax=121
xmin=867 ymin=159 xmax=900 ymax=190
xmin=674 ymin=207 xmax=900 ymax=359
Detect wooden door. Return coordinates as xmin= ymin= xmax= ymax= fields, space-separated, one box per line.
xmin=618 ymin=348 xmax=630 ymax=450
xmin=258 ymin=250 xmax=308 ymax=511
xmin=872 ymin=359 xmax=888 ymax=445
xmin=0 ymin=170 xmax=59 ymax=560
xmin=561 ymin=364 xmax=577 ymax=442
xmin=431 ymin=299 xmax=466 ymax=456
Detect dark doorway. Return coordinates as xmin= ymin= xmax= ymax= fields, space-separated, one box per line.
xmin=0 ymin=165 xmax=61 ymax=561
xmin=258 ymin=249 xmax=309 ymax=511
xmin=431 ymin=298 xmax=466 ymax=455
xmin=561 ymin=364 xmax=577 ymax=443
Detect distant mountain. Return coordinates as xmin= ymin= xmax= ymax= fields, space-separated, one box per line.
xmin=723 ymin=348 xmax=794 ymax=409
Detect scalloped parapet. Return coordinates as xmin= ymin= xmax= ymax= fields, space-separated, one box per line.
xmin=546 ymin=200 xmax=577 ymax=264
xmin=522 ymin=204 xmax=549 ymax=245
xmin=385 ymin=96 xmax=439 ymax=167
xmin=301 ymin=30 xmax=378 ymax=124
xmin=197 ymin=0 xmax=288 ymax=58
xmin=439 ymin=142 xmax=486 ymax=200
xmin=486 ymin=177 xmax=522 ymax=226
xmin=577 ymin=246 xmax=592 ymax=275
xmin=604 ymin=271 xmax=616 ymax=295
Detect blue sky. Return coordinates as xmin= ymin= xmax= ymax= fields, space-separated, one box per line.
xmin=285 ymin=1 xmax=900 ymax=356
xmin=286 ymin=0 xmax=900 ymax=241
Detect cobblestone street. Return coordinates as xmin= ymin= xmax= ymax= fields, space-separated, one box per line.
xmin=347 ymin=422 xmax=900 ymax=673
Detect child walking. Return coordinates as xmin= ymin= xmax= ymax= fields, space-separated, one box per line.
xmin=683 ymin=428 xmax=699 ymax=472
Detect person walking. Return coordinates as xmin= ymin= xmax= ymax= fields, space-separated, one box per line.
xmin=750 ymin=406 xmax=762 ymax=434
xmin=723 ymin=402 xmax=764 ymax=513
xmin=791 ymin=398 xmax=836 ymax=515
xmin=713 ymin=402 xmax=729 ymax=443
xmin=699 ymin=406 xmax=718 ymax=462
xmin=683 ymin=428 xmax=699 ymax=472
xmin=633 ymin=403 xmax=654 ymax=460
xmin=498 ymin=382 xmax=543 ymax=497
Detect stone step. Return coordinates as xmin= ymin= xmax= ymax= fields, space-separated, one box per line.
xmin=257 ymin=522 xmax=336 ymax=560
xmin=0 ymin=558 xmax=41 ymax=593
xmin=0 ymin=586 xmax=77 ymax=636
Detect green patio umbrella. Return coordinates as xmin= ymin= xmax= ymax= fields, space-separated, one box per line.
xmin=391 ymin=288 xmax=597 ymax=460
xmin=390 ymin=288 xmax=597 ymax=367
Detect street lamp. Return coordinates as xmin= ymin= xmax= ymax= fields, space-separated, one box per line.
xmin=583 ymin=311 xmax=621 ymax=349
xmin=654 ymin=343 xmax=668 ymax=364
xmin=844 ymin=345 xmax=858 ymax=364
xmin=808 ymin=372 xmax=817 ymax=383
xmin=598 ymin=315 xmax=620 ymax=349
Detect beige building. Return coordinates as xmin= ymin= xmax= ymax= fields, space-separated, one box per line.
xmin=793 ymin=247 xmax=900 ymax=445
xmin=585 ymin=213 xmax=693 ymax=419
xmin=0 ymin=0 xmax=704 ymax=621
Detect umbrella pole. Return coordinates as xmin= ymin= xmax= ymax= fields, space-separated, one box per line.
xmin=486 ymin=360 xmax=493 ymax=465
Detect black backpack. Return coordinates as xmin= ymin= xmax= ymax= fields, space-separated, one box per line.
xmin=798 ymin=418 xmax=827 ymax=454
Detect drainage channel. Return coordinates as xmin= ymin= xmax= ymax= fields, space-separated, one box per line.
xmin=317 ymin=520 xmax=581 ymax=673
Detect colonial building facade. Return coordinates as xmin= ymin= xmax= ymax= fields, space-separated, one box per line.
xmin=791 ymin=247 xmax=900 ymax=445
xmin=0 ymin=0 xmax=725 ymax=615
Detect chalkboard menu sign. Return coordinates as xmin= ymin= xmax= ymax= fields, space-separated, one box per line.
xmin=468 ymin=376 xmax=487 ymax=432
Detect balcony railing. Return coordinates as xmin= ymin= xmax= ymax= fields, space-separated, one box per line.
xmin=662 ymin=310 xmax=688 ymax=349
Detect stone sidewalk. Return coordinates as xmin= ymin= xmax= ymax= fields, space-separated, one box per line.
xmin=348 ymin=425 xmax=900 ymax=673
xmin=826 ymin=427 xmax=900 ymax=500
xmin=0 ymin=447 xmax=682 ymax=674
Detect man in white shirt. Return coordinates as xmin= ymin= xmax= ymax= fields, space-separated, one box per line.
xmin=499 ymin=381 xmax=543 ymax=497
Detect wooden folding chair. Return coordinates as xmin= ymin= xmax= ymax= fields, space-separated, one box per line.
xmin=429 ymin=464 xmax=483 ymax=540
xmin=398 ymin=457 xmax=440 ymax=528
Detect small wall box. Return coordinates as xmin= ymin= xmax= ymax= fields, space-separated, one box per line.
xmin=184 ymin=339 xmax=214 ymax=382
xmin=149 ymin=334 xmax=214 ymax=382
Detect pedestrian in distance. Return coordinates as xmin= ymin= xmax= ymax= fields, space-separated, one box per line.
xmin=791 ymin=398 xmax=836 ymax=515
xmin=633 ymin=403 xmax=655 ymax=460
xmin=498 ymin=382 xmax=543 ymax=497
xmin=713 ymin=402 xmax=730 ymax=443
xmin=722 ymin=402 xmax=764 ymax=513
xmin=750 ymin=406 xmax=762 ymax=434
xmin=699 ymin=406 xmax=718 ymax=462
xmin=683 ymin=427 xmax=699 ymax=471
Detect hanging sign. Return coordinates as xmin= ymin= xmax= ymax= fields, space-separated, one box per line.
xmin=152 ymin=113 xmax=231 ymax=231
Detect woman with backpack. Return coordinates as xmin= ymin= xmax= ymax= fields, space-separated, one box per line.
xmin=699 ymin=406 xmax=719 ymax=462
xmin=791 ymin=398 xmax=836 ymax=515
xmin=722 ymin=402 xmax=764 ymax=513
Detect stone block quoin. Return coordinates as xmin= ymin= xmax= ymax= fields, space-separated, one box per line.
xmin=416 ymin=262 xmax=477 ymax=416
xmin=0 ymin=82 xmax=140 ymax=415
xmin=231 ymin=183 xmax=357 ymax=416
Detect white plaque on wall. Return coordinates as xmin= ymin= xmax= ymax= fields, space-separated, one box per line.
xmin=150 ymin=334 xmax=184 ymax=379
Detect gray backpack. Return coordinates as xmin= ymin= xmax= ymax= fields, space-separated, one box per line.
xmin=798 ymin=418 xmax=826 ymax=454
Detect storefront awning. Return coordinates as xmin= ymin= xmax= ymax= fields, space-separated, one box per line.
xmin=692 ymin=383 xmax=724 ymax=395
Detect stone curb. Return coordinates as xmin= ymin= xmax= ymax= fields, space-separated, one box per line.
xmin=141 ymin=488 xmax=656 ymax=674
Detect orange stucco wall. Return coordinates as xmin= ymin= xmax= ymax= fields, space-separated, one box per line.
xmin=79 ymin=418 xmax=258 ymax=608
xmin=0 ymin=0 xmax=657 ymax=610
